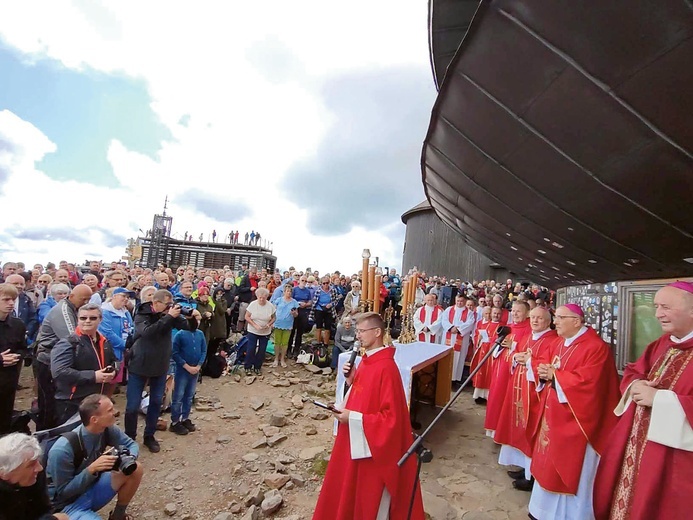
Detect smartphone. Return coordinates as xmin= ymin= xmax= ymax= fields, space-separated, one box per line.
xmin=312 ymin=400 xmax=338 ymax=413
xmin=104 ymin=365 xmax=116 ymax=373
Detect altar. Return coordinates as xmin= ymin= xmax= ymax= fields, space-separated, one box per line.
xmin=335 ymin=341 xmax=453 ymax=408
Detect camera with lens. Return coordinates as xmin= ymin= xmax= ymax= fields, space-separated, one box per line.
xmin=175 ymin=304 xmax=193 ymax=316
xmin=105 ymin=446 xmax=138 ymax=475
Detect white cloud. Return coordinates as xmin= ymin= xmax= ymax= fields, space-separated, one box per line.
xmin=0 ymin=1 xmax=431 ymax=273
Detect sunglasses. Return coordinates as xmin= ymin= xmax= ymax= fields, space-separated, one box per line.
xmin=322 ymin=282 xmax=330 ymax=285
xmin=78 ymin=316 xmax=99 ymax=322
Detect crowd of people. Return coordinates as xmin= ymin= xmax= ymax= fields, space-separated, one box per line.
xmin=175 ymin=229 xmax=265 ymax=246
xmin=0 ymin=257 xmax=691 ymax=519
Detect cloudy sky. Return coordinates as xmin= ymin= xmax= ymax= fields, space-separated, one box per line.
xmin=0 ymin=1 xmax=437 ymax=274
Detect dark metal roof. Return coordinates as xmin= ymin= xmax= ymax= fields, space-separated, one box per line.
xmin=422 ymin=0 xmax=693 ymax=288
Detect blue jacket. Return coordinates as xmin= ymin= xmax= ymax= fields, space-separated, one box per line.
xmin=37 ymin=296 xmax=57 ymax=324
xmin=16 ymin=293 xmax=38 ymax=344
xmin=98 ymin=302 xmax=134 ymax=361
xmin=172 ymin=329 xmax=207 ymax=367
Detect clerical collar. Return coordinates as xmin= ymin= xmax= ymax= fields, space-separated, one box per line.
xmin=364 ymin=345 xmax=388 ymax=358
xmin=532 ymin=329 xmax=551 ymax=340
xmin=672 ymin=329 xmax=693 ymax=344
xmin=563 ymin=326 xmax=588 ymax=346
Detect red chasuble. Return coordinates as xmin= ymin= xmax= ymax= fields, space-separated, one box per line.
xmin=494 ymin=329 xmax=559 ymax=456
xmin=594 ymin=335 xmax=693 ymax=520
xmin=484 ymin=320 xmax=532 ymax=433
xmin=471 ymin=321 xmax=499 ymax=390
xmin=312 ymin=347 xmax=425 ymax=520
xmin=530 ymin=327 xmax=620 ymax=494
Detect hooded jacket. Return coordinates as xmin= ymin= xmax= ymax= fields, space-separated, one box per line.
xmin=98 ymin=302 xmax=134 ymax=361
xmin=128 ymin=302 xmax=188 ymax=377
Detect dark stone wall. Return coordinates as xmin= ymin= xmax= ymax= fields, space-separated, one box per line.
xmin=402 ymin=209 xmax=515 ymax=282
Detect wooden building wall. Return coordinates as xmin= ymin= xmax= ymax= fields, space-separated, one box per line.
xmin=402 ymin=209 xmax=513 ymax=282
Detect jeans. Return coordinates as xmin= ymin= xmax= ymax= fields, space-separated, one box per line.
xmin=331 ymin=346 xmax=345 ymax=370
xmin=171 ymin=367 xmax=197 ymax=423
xmin=125 ymin=372 xmax=167 ymax=439
xmin=244 ymin=332 xmax=269 ymax=370
xmin=60 ymin=472 xmax=116 ymax=519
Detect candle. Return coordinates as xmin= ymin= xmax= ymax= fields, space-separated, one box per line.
xmin=368 ymin=266 xmax=376 ymax=305
xmin=361 ymin=257 xmax=369 ymax=303
xmin=374 ymin=274 xmax=382 ymax=314
xmin=401 ymin=280 xmax=409 ymax=311
xmin=411 ymin=273 xmax=418 ymax=306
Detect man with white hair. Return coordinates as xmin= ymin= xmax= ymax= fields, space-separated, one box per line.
xmin=0 ymin=433 xmax=69 ymax=520
xmin=441 ymin=294 xmax=477 ymax=384
xmin=413 ymin=293 xmax=443 ymax=343
xmin=595 ymin=281 xmax=693 ymax=520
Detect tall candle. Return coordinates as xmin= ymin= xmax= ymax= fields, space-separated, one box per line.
xmin=374 ymin=274 xmax=382 ymax=314
xmin=368 ymin=266 xmax=376 ymax=304
xmin=411 ymin=273 xmax=418 ymax=305
xmin=361 ymin=258 xmax=369 ymax=303
xmin=401 ymin=280 xmax=409 ymax=311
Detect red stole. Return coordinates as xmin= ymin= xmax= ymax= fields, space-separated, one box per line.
xmin=471 ymin=321 xmax=499 ymax=390
xmin=494 ymin=329 xmax=559 ymax=456
xmin=312 ymin=348 xmax=425 ymax=520
xmin=484 ymin=320 xmax=532 ymax=433
xmin=417 ymin=305 xmax=441 ymax=342
xmin=530 ymin=327 xmax=620 ymax=494
xmin=594 ymin=334 xmax=693 ymax=520
xmin=445 ymin=306 xmax=468 ymax=351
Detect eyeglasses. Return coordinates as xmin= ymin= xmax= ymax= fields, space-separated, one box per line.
xmin=554 ymin=315 xmax=580 ymax=321
xmin=78 ymin=316 xmax=99 ymax=322
xmin=322 ymin=282 xmax=330 ymax=285
xmin=356 ymin=326 xmax=379 ymax=335
xmin=300 ymin=279 xmax=307 ymax=282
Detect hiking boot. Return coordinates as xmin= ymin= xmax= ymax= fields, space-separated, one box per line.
xmin=143 ymin=436 xmax=161 ymax=452
xmin=181 ymin=419 xmax=196 ymax=432
xmin=169 ymin=422 xmax=189 ymax=435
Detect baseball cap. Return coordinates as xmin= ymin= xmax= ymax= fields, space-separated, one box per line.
xmin=113 ymin=287 xmax=136 ymax=298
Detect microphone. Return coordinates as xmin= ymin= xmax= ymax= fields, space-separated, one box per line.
xmin=491 ymin=326 xmax=512 ymax=354
xmin=346 ymin=344 xmax=359 ymax=375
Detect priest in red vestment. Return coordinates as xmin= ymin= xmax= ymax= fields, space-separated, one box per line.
xmin=471 ymin=306 xmax=495 ymax=403
xmin=441 ymin=294 xmax=477 ymax=384
xmin=528 ymin=304 xmax=621 ymax=520
xmin=484 ymin=302 xmax=532 ymax=437
xmin=313 ymin=312 xmax=425 ymax=520
xmin=594 ymin=281 xmax=693 ymax=520
xmin=494 ymin=306 xmax=558 ymax=491
xmin=413 ymin=293 xmax=443 ymax=343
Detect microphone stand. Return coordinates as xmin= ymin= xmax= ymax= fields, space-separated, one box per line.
xmin=398 ymin=328 xmax=511 ymax=520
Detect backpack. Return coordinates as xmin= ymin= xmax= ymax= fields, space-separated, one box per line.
xmin=37 ymin=422 xmax=112 ymax=476
xmin=311 ymin=343 xmax=330 ymax=368
xmin=203 ymin=354 xmax=226 ymax=378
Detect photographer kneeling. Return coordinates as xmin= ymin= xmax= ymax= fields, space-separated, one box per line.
xmin=47 ymin=394 xmax=143 ymax=520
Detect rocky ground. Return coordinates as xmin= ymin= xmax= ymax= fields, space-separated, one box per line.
xmin=15 ymin=362 xmax=530 ymax=520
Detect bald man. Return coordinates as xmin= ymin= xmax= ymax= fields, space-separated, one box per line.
xmin=413 ymin=293 xmax=443 ymax=343
xmin=33 ymin=284 xmax=92 ymax=430
xmin=5 ymin=274 xmax=38 ymax=345
xmin=527 ymin=304 xmax=620 ymax=520
xmin=595 ymin=281 xmax=693 ymax=520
